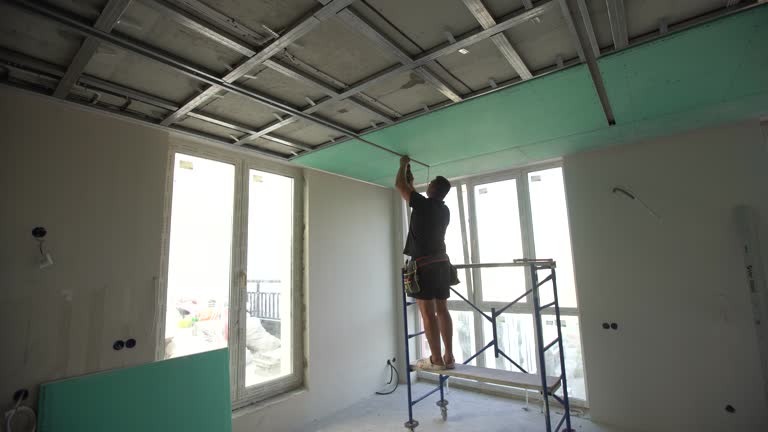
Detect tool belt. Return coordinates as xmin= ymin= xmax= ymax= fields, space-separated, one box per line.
xmin=403 ymin=253 xmax=460 ymax=296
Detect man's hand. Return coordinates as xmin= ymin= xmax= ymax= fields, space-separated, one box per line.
xmin=396 ymin=155 xmax=414 ymax=201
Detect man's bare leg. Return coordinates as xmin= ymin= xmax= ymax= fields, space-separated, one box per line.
xmin=435 ymin=299 xmax=454 ymax=366
xmin=417 ymin=299 xmax=444 ymax=366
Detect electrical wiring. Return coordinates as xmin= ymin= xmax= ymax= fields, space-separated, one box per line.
xmin=375 ymin=361 xmax=400 ymax=395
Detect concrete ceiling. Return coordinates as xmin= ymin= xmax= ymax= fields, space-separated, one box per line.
xmin=0 ymin=0 xmax=762 ymax=169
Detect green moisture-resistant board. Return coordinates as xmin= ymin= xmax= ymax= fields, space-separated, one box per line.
xmin=38 ymin=349 xmax=232 ymax=432
xmin=295 ymin=5 xmax=768 ymax=187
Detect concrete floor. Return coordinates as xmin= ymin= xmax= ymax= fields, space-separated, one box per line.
xmin=307 ymin=382 xmax=625 ymax=432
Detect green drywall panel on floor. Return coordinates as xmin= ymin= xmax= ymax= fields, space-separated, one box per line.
xmin=295 ymin=5 xmax=768 ymax=187
xmin=38 ymin=349 xmax=232 ymax=432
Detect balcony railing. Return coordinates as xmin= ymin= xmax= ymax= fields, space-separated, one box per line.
xmin=246 ymin=279 xmax=280 ymax=321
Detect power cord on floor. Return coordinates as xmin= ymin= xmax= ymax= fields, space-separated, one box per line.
xmin=375 ymin=360 xmax=400 ymax=395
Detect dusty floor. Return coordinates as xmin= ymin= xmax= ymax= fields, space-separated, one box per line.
xmin=306 ymin=382 xmax=624 ymax=432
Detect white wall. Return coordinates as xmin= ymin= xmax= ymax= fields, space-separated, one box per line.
xmin=564 ymin=120 xmax=768 ymax=431
xmin=0 ymin=89 xmax=169 ymax=413
xmin=233 ymin=169 xmax=398 ymax=432
xmin=1 ymin=89 xmax=399 ymax=432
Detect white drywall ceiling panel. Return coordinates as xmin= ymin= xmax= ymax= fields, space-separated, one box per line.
xmin=626 ymin=0 xmax=725 ymax=38
xmin=436 ymin=38 xmax=519 ymax=91
xmin=347 ymin=3 xmax=423 ymax=56
xmin=195 ymin=91 xmax=278 ymax=129
xmin=314 ymin=99 xmax=382 ymax=131
xmin=289 ymin=17 xmax=401 ymax=85
xmin=503 ymin=5 xmax=580 ymax=71
xmin=239 ymin=66 xmax=329 ymax=109
xmin=482 ymin=0 xmax=528 ymax=18
xmin=365 ymin=0 xmax=480 ymax=50
xmin=118 ymin=1 xmax=243 ymax=76
xmin=276 ymin=118 xmax=343 ymax=146
xmin=0 ymin=4 xmax=82 ymax=67
xmin=363 ymin=69 xmax=449 ymax=114
xmin=48 ymin=0 xmax=107 ymax=21
xmin=201 ymin=0 xmax=318 ymax=34
xmin=83 ymin=47 xmax=201 ymax=103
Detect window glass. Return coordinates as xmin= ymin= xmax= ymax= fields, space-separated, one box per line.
xmin=165 ymin=154 xmax=234 ymax=359
xmin=474 ymin=179 xmax=526 ymax=302
xmin=528 ymin=168 xmax=577 ymax=307
xmin=542 ymin=315 xmax=586 ymax=400
xmin=483 ymin=313 xmax=537 ymax=373
xmin=245 ymin=170 xmax=294 ymax=387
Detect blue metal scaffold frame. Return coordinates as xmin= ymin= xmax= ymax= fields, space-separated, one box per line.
xmin=401 ymin=259 xmax=573 ymax=432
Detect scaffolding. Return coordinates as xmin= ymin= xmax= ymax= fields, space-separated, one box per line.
xmin=401 ymin=259 xmax=573 ymax=432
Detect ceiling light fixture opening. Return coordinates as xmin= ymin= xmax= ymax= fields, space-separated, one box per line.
xmin=458 ymin=48 xmax=470 ymax=55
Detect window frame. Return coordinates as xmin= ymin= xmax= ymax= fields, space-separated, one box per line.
xmin=156 ymin=141 xmax=304 ymax=409
xmin=412 ymin=161 xmax=587 ymax=406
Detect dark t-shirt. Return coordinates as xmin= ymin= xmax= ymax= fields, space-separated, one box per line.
xmin=403 ymin=191 xmax=450 ymax=258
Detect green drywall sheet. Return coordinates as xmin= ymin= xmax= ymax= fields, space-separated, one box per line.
xmin=296 ymin=64 xmax=605 ymax=183
xmin=38 ymin=349 xmax=232 ymax=432
xmin=296 ymin=5 xmax=768 ymax=187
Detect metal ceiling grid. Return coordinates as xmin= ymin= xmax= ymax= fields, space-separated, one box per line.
xmin=83 ymin=47 xmax=203 ymax=102
xmin=434 ymin=37 xmax=521 ymax=91
xmin=197 ymin=0 xmax=319 ymax=35
xmin=189 ymin=92 xmax=278 ymax=133
xmin=0 ymin=0 xmax=759 ymax=167
xmin=313 ymin=98 xmax=387 ymax=131
xmin=238 ymin=65 xmax=331 ymax=110
xmin=580 ymin=0 xmax=613 ymax=51
xmin=0 ymin=3 xmax=82 ymax=65
xmin=272 ymin=118 xmax=341 ymax=146
xmin=121 ymin=1 xmax=243 ymax=75
xmin=500 ymin=4 xmax=579 ymax=72
xmin=362 ymin=70 xmax=452 ymax=116
xmin=364 ymin=0 xmax=486 ymax=50
xmin=288 ymin=17 xmax=402 ymax=86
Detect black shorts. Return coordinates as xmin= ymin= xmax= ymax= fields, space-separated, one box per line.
xmin=412 ymin=261 xmax=451 ymax=300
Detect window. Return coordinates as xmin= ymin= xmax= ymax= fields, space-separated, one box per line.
xmin=159 ymin=149 xmax=302 ymax=408
xmin=416 ymin=165 xmax=588 ymax=404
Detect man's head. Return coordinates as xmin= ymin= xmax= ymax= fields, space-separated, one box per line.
xmin=426 ymin=176 xmax=451 ymax=200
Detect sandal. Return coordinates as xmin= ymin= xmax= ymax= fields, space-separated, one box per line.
xmin=415 ymin=356 xmax=446 ymax=371
xmin=443 ymin=355 xmax=456 ymax=369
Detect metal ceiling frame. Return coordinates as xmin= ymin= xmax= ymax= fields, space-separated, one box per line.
xmin=0 ymin=0 xmax=759 ymax=165
xmin=335 ymin=7 xmax=463 ymax=103
xmin=460 ymin=0 xmax=533 ymax=80
xmin=3 ymin=0 xmax=555 ymax=161
xmin=559 ymin=0 xmax=614 ymax=125
xmin=605 ymin=0 xmax=628 ymax=50
xmin=52 ymin=0 xmax=133 ymax=98
xmin=0 ymin=46 xmax=312 ymax=153
xmin=157 ymin=0 xmax=357 ymax=126
xmin=144 ymin=0 xmax=400 ymax=125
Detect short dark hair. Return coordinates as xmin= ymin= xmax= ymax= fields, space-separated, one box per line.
xmin=433 ymin=176 xmax=451 ymax=199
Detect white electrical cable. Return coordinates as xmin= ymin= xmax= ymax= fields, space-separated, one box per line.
xmin=4 ymin=397 xmax=36 ymax=432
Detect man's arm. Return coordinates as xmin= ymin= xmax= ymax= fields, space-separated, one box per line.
xmin=395 ymin=156 xmax=415 ymax=201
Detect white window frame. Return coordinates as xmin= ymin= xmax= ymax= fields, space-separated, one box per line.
xmin=155 ymin=141 xmax=304 ymax=409
xmin=413 ymin=161 xmax=588 ymax=407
